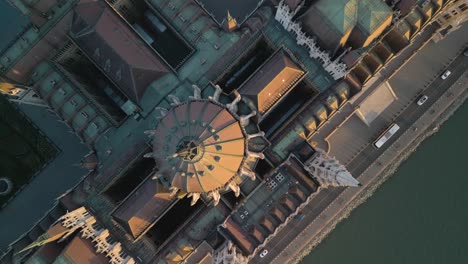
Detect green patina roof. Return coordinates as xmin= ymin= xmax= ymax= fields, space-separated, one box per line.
xmin=356 ymin=0 xmax=393 ymax=34
xmin=315 ymin=0 xmax=358 ymax=35
xmin=315 ymin=0 xmax=392 ymax=35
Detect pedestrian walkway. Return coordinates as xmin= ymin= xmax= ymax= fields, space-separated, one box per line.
xmin=271 ymin=70 xmax=468 ymax=264
xmin=0 ymin=104 xmax=88 ymax=251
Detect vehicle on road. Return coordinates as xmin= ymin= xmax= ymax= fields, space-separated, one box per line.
xmin=260 ymin=249 xmax=268 ymax=258
xmin=374 ymin=123 xmax=400 ymax=149
xmin=417 ymin=95 xmax=428 ymax=106
xmin=441 ymin=70 xmax=451 ymax=80
xmin=294 ymin=213 xmax=305 ymax=222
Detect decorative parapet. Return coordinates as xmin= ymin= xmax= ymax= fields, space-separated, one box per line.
xmin=275 ymin=1 xmax=348 ymax=80
xmin=213 ymin=240 xmax=247 ymax=264
xmin=58 ymin=207 xmax=136 ymax=264
xmin=15 ymin=206 xmax=136 ymax=264
xmin=304 ymin=148 xmax=360 ymax=187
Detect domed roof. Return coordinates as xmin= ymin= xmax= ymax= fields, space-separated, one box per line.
xmin=150 ymin=100 xmax=247 ymax=193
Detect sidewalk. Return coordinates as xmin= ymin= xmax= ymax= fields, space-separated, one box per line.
xmin=0 ymin=104 xmax=89 ymax=251
xmin=272 ymin=71 xmax=468 ymax=264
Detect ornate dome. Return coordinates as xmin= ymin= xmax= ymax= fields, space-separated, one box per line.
xmin=145 ymin=85 xmax=265 ymax=205
xmin=150 ymin=100 xmax=246 ymax=193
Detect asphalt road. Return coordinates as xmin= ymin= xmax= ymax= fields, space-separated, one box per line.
xmin=251 ymin=32 xmax=468 ymax=264
xmin=346 ymin=50 xmax=468 ymax=175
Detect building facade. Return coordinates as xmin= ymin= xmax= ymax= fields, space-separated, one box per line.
xmin=0 ymin=0 xmax=458 ymax=263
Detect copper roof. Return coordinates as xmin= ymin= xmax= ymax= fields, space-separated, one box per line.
xmin=299 ymin=0 xmax=392 ymax=52
xmin=283 ymin=155 xmax=319 ymax=192
xmin=249 ymin=226 xmax=265 ymax=244
xmin=222 ymin=218 xmax=255 ymax=254
xmin=151 ymin=100 xmax=246 ymax=193
xmin=285 ymin=0 xmax=302 ymax=10
xmin=58 ymin=235 xmax=108 ymax=264
xmin=289 ymin=186 xmax=306 ymax=202
xmin=239 ymin=50 xmax=304 ymax=114
xmin=280 ymin=195 xmax=296 ymax=212
xmin=26 ymin=224 xmax=70 ymax=264
xmin=113 ymin=181 xmax=174 ymax=239
xmin=26 ymin=242 xmax=64 ymax=264
xmin=181 ymin=241 xmax=213 ymax=264
xmin=259 ymin=216 xmax=275 ymax=233
xmin=269 ymin=207 xmax=285 ymax=222
xmin=69 ymin=1 xmax=169 ymax=102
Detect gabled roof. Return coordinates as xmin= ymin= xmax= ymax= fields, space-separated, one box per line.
xmin=239 ymin=49 xmax=304 ymax=114
xmin=221 ymin=218 xmax=255 ymax=255
xmin=113 ymin=181 xmax=175 ymax=239
xmin=299 ymin=0 xmax=392 ymax=52
xmin=56 ymin=235 xmax=108 ymax=264
xmin=69 ymin=1 xmax=169 ymax=102
xmin=355 ymin=0 xmax=393 ymax=34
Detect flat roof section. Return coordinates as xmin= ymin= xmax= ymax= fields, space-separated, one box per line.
xmin=356 ymin=81 xmax=397 ymax=126
xmin=195 ymin=0 xmax=262 ymax=26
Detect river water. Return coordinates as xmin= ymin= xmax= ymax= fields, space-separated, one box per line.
xmin=302 ymin=102 xmax=468 ymax=264
xmin=1 ymin=1 xmax=467 ymax=262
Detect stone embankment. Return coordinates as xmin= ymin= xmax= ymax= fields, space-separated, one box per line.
xmin=287 ymin=72 xmax=468 ymax=264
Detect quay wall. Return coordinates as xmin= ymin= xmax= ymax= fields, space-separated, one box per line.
xmin=285 ymin=71 xmax=468 ymax=264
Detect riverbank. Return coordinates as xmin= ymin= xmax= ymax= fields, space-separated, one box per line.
xmin=290 ymin=71 xmax=468 ymax=264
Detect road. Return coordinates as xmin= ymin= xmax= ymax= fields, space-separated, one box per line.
xmin=251 ymin=24 xmax=468 ymax=264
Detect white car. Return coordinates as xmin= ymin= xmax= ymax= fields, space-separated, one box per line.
xmin=417 ymin=95 xmax=428 ymax=106
xmin=259 ymin=249 xmax=268 ymax=258
xmin=441 ymin=70 xmax=451 ymax=80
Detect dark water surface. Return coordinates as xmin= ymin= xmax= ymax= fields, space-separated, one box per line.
xmin=1 ymin=1 xmax=467 ymax=262
xmin=302 ymin=102 xmax=468 ymax=264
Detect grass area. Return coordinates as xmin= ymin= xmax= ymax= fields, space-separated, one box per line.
xmin=0 ymin=96 xmax=58 ymax=207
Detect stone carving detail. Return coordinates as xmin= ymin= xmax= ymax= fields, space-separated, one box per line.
xmin=190 ymin=84 xmax=202 ymax=100
xmin=209 ymin=85 xmax=223 ymax=102
xmin=209 ymin=191 xmax=221 ymax=206
xmin=226 ymin=90 xmax=241 ymax=113
xmin=146 ymin=86 xmax=265 ymax=207
xmin=188 ymin=192 xmax=201 ymax=206
xmin=213 ymin=240 xmax=247 ymax=264
xmin=239 ymin=111 xmax=256 ymax=127
xmin=168 ymin=94 xmax=181 ymax=105
xmin=246 ymin=131 xmax=265 ymax=140
xmin=245 ymin=149 xmax=265 ymax=159
xmin=304 ymin=148 xmax=360 ymax=187
xmin=240 ymin=167 xmax=256 ymax=181
xmin=169 ymin=186 xmax=179 ymax=198
xmin=154 ymin=107 xmax=168 ymax=118
xmin=58 ymin=207 xmax=136 ymax=264
xmin=275 ymin=1 xmax=348 ymax=80
xmin=226 ymin=181 xmax=241 ymax=197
